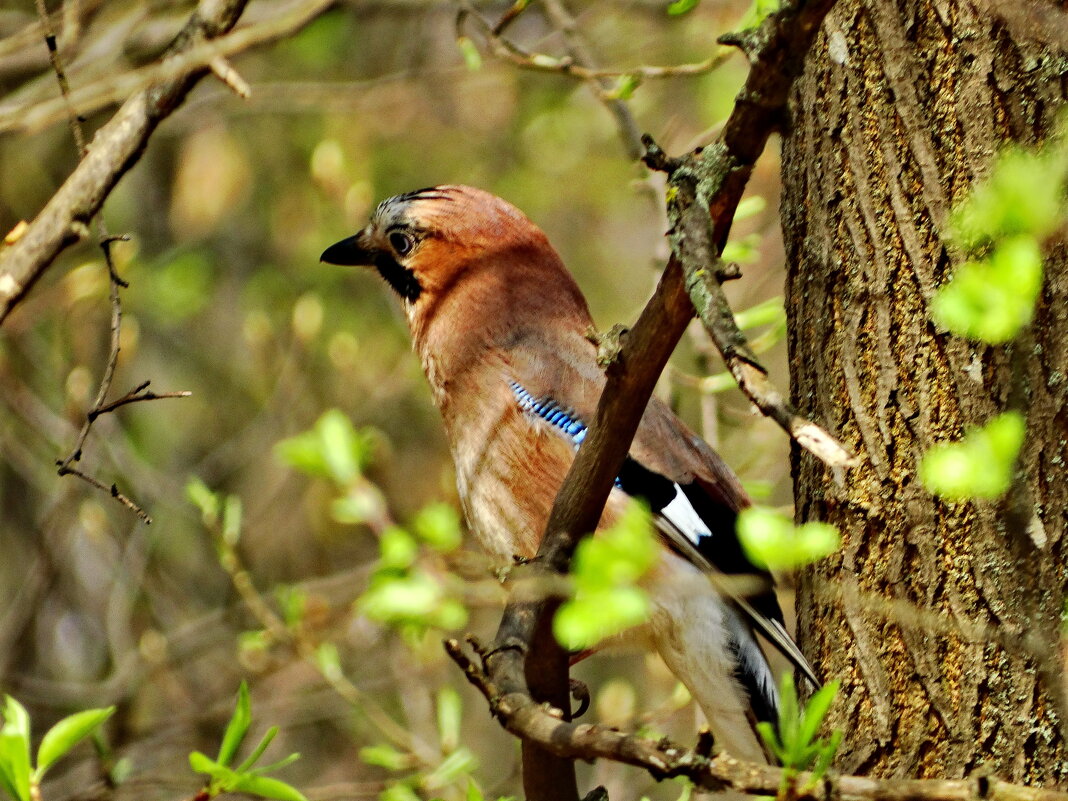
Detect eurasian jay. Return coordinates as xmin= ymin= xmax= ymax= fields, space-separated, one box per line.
xmin=321 ymin=185 xmax=817 ymax=763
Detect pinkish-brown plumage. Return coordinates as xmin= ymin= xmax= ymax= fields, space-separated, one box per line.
xmin=322 ymin=185 xmax=816 ymax=762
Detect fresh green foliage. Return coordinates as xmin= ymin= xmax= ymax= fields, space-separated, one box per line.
xmin=456 ymin=36 xmax=482 ymax=71
xmin=189 ymin=682 xmax=307 ymax=801
xmin=356 ymin=512 xmax=467 ymax=632
xmin=733 ymin=296 xmax=783 ymax=330
xmin=933 ymin=131 xmax=1068 ymax=343
xmin=363 ymin=689 xmax=497 ymax=801
xmin=720 ymin=233 xmax=763 ymax=264
xmin=276 ymin=409 xmax=376 ymax=486
xmin=604 ymin=74 xmax=642 ymax=101
xmin=757 ymin=676 xmax=841 ymax=784
xmin=0 ymin=695 xmax=114 ymax=801
xmin=666 ymin=0 xmax=699 ymax=16
xmin=737 ymin=507 xmax=840 ymax=570
xmin=931 ymin=235 xmax=1045 ymax=343
xmin=735 ymin=0 xmax=781 ymax=30
xmin=275 ymin=410 xmax=387 ymax=527
xmin=920 ymin=411 xmax=1026 ymax=500
xmin=553 ymin=503 xmax=658 ymax=650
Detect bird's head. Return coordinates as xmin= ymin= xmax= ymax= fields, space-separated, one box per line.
xmin=321 ymin=185 xmax=592 ymax=357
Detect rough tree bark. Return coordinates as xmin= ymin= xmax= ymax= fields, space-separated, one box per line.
xmin=783 ymin=0 xmax=1068 ymax=783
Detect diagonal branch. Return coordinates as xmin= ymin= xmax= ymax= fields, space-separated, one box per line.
xmin=0 ymin=0 xmax=252 ymax=326
xmin=457 ymin=0 xmax=843 ymax=797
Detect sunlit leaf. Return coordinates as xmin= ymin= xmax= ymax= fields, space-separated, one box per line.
xmin=231 ymin=772 xmax=309 ymax=801
xmin=436 ymin=688 xmax=463 ymax=753
xmin=0 ymin=696 xmax=31 ymax=801
xmin=359 ymin=744 xmax=413 ymax=771
xmin=217 ymin=682 xmax=252 ymax=767
xmin=413 ymin=503 xmax=463 ymax=551
xmin=931 ymin=236 xmax=1044 ymax=343
xmin=737 ymin=507 xmax=840 ymax=570
xmin=667 ymin=0 xmax=699 ymax=15
xmin=422 ymin=746 xmax=479 ymax=789
xmin=920 ymin=411 xmax=1026 ymax=500
xmin=36 ymin=706 xmax=115 ymax=779
xmin=186 ymin=478 xmax=220 ymax=525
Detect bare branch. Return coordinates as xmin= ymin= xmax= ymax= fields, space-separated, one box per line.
xmin=0 ymin=0 xmax=254 ymax=325
xmin=0 ymin=0 xmax=334 ymax=135
xmin=55 ymin=239 xmax=190 ymax=522
xmin=446 ymin=637 xmax=1068 ymax=801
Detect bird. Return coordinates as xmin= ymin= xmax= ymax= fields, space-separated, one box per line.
xmin=321 ymin=185 xmax=817 ymax=763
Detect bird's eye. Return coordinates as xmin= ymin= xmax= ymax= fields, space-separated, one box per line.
xmin=389 ymin=231 xmax=414 ymax=256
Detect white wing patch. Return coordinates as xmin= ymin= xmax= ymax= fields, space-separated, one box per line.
xmin=660 ymin=485 xmax=713 ymax=548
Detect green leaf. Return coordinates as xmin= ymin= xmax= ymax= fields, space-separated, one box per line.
xmin=186 ymin=477 xmax=220 ymax=525
xmin=950 ymin=144 xmax=1068 ymax=251
xmin=422 ymin=747 xmax=479 ymax=790
xmin=605 ymin=74 xmax=641 ymax=101
xmin=331 ymin=488 xmax=385 ymax=525
xmin=189 ymin=750 xmax=226 ymax=779
xmin=667 ymin=0 xmax=698 ymax=15
xmin=222 ymin=495 xmax=243 ymax=546
xmin=315 ymin=642 xmax=343 ymax=681
xmin=413 ymin=503 xmax=462 ymax=551
xmin=0 ymin=696 xmax=31 ymax=801
xmin=235 ymin=726 xmax=278 ymax=773
xmin=359 ymin=572 xmax=441 ymax=621
xmin=776 ymin=674 xmax=800 ymax=759
xmin=931 ymin=236 xmax=1044 ymax=343
xmin=359 ymin=744 xmax=412 ymax=771
xmin=436 ymin=688 xmax=462 ymax=753
xmin=317 ymin=409 xmax=360 ymax=484
xmin=733 ymin=297 xmax=784 ymax=330
xmin=249 ymin=751 xmax=301 ymax=775
xmin=231 ymin=772 xmax=309 ymax=801
xmin=554 ymin=504 xmax=657 ymax=649
xmin=553 ymin=587 xmax=650 ymax=651
xmin=755 ymin=721 xmax=782 ymax=763
xmin=274 ymin=430 xmax=331 ymax=478
xmin=920 ymin=411 xmax=1025 ymax=500
xmin=796 ymin=680 xmax=839 ymax=751
xmin=35 ymin=706 xmax=115 ymax=779
xmin=217 ymin=681 xmax=252 ymax=767
xmin=457 ymin=37 xmax=482 ymax=71
xmin=737 ymin=507 xmax=840 ymax=570
xmin=381 ymin=783 xmax=423 ymax=801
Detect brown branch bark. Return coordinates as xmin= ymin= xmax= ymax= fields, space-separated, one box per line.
xmin=0 ymin=0 xmax=252 ymax=326
xmin=463 ymin=1 xmax=841 ymax=798
xmin=446 ymin=637 xmax=1068 ymax=801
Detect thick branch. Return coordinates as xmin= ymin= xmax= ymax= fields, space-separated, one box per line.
xmin=447 ymin=637 xmax=1068 ymax=801
xmin=0 ymin=0 xmax=251 ymax=326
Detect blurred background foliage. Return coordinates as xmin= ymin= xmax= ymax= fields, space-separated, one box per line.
xmin=0 ymin=0 xmax=796 ymax=798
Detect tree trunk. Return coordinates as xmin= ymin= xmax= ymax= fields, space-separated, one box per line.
xmin=781 ymin=0 xmax=1068 ymax=782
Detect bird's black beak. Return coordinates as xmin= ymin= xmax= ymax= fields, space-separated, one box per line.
xmin=320 ymin=231 xmax=374 ymax=266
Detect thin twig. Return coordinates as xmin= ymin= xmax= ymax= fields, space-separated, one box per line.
xmin=212 ymin=520 xmax=441 ymax=767
xmin=33 ymin=0 xmax=87 ymax=155
xmin=0 ymin=0 xmax=333 ymax=136
xmin=0 ymin=0 xmax=254 ymax=325
xmin=457 ymin=1 xmax=730 ymax=99
xmin=57 ymin=465 xmax=153 ymax=524
xmin=55 ymin=239 xmax=190 ymax=522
